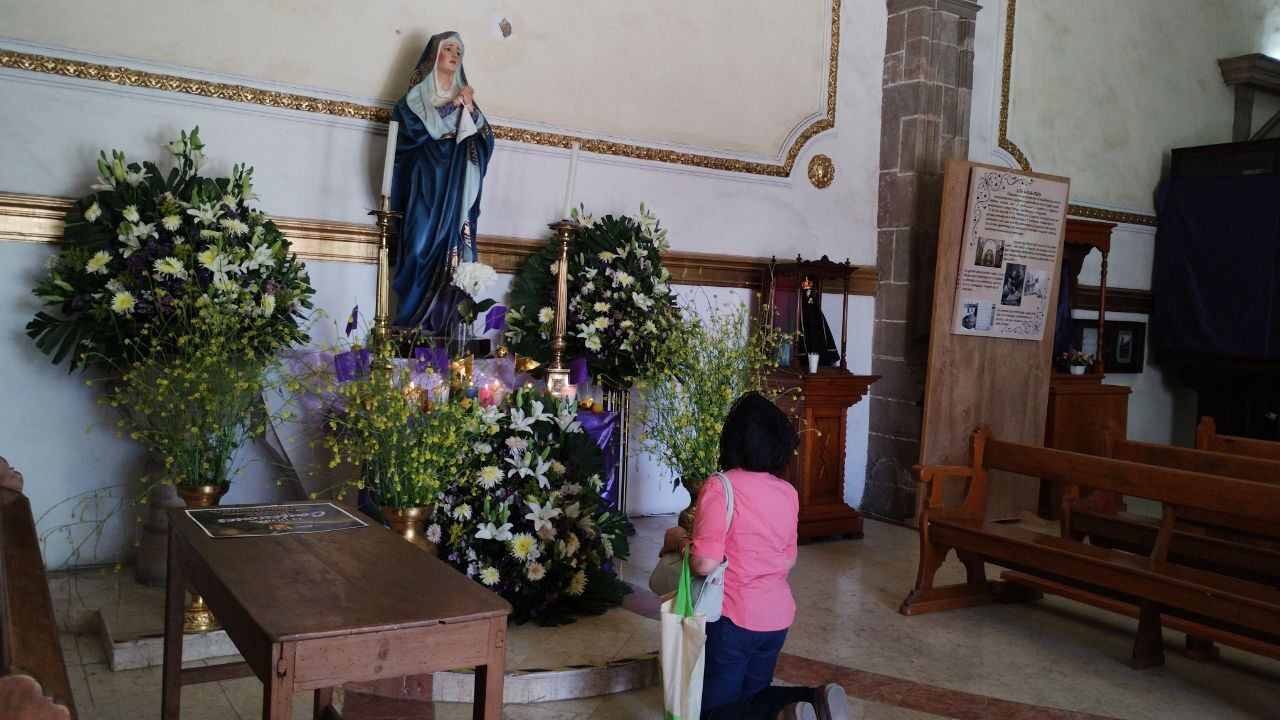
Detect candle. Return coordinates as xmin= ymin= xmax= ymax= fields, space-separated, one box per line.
xmin=561 ymin=142 xmax=580 ymax=219
xmin=380 ymin=120 xmax=399 ymax=198
xmin=561 ymin=383 xmax=578 ymax=402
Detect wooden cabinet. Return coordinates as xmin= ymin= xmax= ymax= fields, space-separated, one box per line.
xmin=1039 ymin=373 xmax=1131 ymax=517
xmin=769 ymin=368 xmax=877 ymax=543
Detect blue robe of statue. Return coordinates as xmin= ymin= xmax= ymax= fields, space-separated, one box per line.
xmin=390 ymin=31 xmax=494 ymax=332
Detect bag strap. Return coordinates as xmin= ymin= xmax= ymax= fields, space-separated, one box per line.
xmin=676 ymin=549 xmax=696 ymax=617
xmin=715 ymin=471 xmax=734 ymax=532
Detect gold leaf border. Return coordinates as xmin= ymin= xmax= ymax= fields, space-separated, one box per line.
xmin=0 ymin=0 xmax=839 ymax=178
xmin=0 ymin=191 xmax=877 ymax=295
xmin=999 ymin=0 xmax=1157 ymax=227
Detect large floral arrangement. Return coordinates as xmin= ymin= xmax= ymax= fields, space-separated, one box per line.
xmin=431 ymin=387 xmax=631 ymax=625
xmin=635 ymin=302 xmax=789 ymax=492
xmin=28 ymin=127 xmax=313 ymax=371
xmin=324 ymin=363 xmax=480 ymax=509
xmin=504 ymin=205 xmax=679 ymax=388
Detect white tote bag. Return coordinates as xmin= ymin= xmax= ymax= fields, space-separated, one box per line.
xmin=660 ymin=552 xmax=706 ymax=720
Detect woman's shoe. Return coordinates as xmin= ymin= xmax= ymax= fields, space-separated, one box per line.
xmin=814 ymin=683 xmax=850 ymax=720
xmin=777 ymin=702 xmax=819 ymax=720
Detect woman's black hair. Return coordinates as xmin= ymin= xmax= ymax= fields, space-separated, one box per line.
xmin=718 ymin=391 xmax=799 ymax=475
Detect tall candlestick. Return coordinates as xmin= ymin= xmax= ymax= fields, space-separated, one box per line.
xmin=561 ymin=142 xmax=580 ymax=219
xmin=380 ymin=120 xmax=399 ymax=198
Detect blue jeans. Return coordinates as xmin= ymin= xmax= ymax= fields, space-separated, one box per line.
xmin=702 ymin=617 xmax=815 ymax=720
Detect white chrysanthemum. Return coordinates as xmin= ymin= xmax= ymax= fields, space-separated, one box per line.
xmin=479 ymin=566 xmax=500 ymax=586
xmin=477 ymin=465 xmax=502 ymax=490
xmin=510 ymin=533 xmax=537 ymax=560
xmin=598 ymin=250 xmax=617 ymax=262
xmin=592 ymin=301 xmax=609 ymax=313
xmin=593 ymin=316 xmax=610 ymax=331
xmin=537 ymin=306 xmax=555 ymax=325
xmin=550 ymin=460 xmax=566 ymax=476
xmin=161 ymin=214 xmax=182 ymax=232
xmin=526 ymin=562 xmax=546 ymax=581
xmin=425 ymin=524 xmax=442 ymax=544
xmin=567 ymin=570 xmax=587 ymax=596
xmin=452 ymin=505 xmax=473 ymax=521
xmin=584 ymin=335 xmax=602 ymax=352
xmin=84 ymin=202 xmax=102 ymax=223
xmin=152 ymin=256 xmax=188 ymax=280
xmin=121 ymin=205 xmax=140 ymax=223
xmin=110 ymin=290 xmax=136 ymax=315
xmin=85 ymin=251 xmax=111 ymax=275
xmin=452 ymin=261 xmax=497 ymax=300
xmin=614 ymin=271 xmax=635 ymax=287
xmin=259 ymin=293 xmax=276 ymax=317
xmin=221 ymin=218 xmax=250 ymax=237
xmin=473 ymin=442 xmax=492 ymax=455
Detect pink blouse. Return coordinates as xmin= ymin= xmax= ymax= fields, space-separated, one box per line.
xmin=691 ymin=468 xmax=798 ymax=632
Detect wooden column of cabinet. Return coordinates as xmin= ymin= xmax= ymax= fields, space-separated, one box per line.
xmin=1039 ymin=218 xmax=1131 ymax=517
xmin=769 ymin=368 xmax=877 ymax=543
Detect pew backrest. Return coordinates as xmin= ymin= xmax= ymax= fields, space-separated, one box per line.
xmin=1196 ymin=417 xmax=1280 ymax=462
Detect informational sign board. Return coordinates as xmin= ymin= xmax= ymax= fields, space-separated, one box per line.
xmin=921 ymin=161 xmax=1070 ymax=520
xmin=186 ymin=502 xmax=367 ymax=538
xmin=951 ymin=167 xmax=1068 ymax=341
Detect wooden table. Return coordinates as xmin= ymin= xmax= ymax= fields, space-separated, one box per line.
xmin=161 ymin=503 xmax=511 ymax=719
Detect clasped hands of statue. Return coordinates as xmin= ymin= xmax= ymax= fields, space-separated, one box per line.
xmin=452 ymin=85 xmax=476 ymax=114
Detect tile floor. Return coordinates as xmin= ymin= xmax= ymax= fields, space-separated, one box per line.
xmin=51 ymin=515 xmax=1280 ymax=719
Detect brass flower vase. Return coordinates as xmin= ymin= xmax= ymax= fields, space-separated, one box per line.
xmin=382 ymin=506 xmax=437 ymax=555
xmin=678 ymin=475 xmax=707 ymax=530
xmin=176 ymin=483 xmax=229 ymax=634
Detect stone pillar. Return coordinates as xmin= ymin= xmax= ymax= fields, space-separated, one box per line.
xmin=863 ymin=0 xmax=980 ymax=522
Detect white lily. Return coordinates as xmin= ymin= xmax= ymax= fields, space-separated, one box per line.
xmin=474 ymin=522 xmax=514 ymax=542
xmin=525 ymin=501 xmax=563 ymax=532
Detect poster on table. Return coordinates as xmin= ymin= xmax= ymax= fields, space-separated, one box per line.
xmin=187 ymin=502 xmax=367 ymax=538
xmin=951 ymin=167 xmax=1068 ymax=340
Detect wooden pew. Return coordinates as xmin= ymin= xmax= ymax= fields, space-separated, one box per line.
xmin=1197 ymin=416 xmax=1280 ymax=462
xmin=1053 ymin=431 xmax=1280 ymax=660
xmin=900 ymin=426 xmax=1280 ymax=668
xmin=0 ymin=457 xmax=76 ymax=719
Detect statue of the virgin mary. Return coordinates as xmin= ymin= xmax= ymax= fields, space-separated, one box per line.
xmin=390 ymin=31 xmax=494 ymax=332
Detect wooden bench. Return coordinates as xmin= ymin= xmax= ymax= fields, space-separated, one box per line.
xmin=899 ymin=426 xmax=1280 ymax=668
xmin=0 ymin=457 xmax=76 ymax=719
xmin=1197 ymin=416 xmax=1280 ymax=462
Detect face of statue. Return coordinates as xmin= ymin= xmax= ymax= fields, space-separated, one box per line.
xmin=437 ymin=39 xmax=462 ymax=74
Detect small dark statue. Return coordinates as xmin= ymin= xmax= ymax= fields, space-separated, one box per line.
xmin=796 ymin=276 xmax=840 ymax=366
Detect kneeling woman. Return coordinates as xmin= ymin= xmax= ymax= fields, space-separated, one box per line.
xmin=661 ymin=392 xmax=849 ymax=720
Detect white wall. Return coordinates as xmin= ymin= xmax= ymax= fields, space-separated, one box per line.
xmin=0 ymin=1 xmax=884 ymax=567
xmin=967 ymin=0 xmax=1275 ymax=448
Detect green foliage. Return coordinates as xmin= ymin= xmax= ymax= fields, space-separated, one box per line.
xmin=324 ymin=365 xmax=483 ymax=509
xmin=95 ymin=299 xmax=295 ymax=487
xmin=634 ymin=302 xmax=789 ymax=485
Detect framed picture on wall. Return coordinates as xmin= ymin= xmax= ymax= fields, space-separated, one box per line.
xmin=1073 ymin=319 xmax=1146 ymax=373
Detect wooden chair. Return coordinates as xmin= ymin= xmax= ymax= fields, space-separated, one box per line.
xmin=0 ymin=457 xmax=76 ymax=719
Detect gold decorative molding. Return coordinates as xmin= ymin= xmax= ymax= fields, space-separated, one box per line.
xmin=807 ymin=154 xmax=836 ymax=189
xmin=997 ymin=0 xmax=1030 ymax=172
xmin=999 ymin=0 xmax=1157 ymax=227
xmin=0 ymin=0 xmax=840 ymax=178
xmin=1066 ymin=202 xmax=1157 ymax=228
xmin=0 ymin=191 xmax=877 ymax=295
